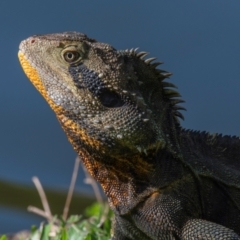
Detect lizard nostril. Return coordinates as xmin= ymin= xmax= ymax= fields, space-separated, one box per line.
xmin=30 ymin=39 xmax=35 ymax=44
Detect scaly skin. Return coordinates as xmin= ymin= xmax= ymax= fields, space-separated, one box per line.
xmin=18 ymin=32 xmax=240 ymax=239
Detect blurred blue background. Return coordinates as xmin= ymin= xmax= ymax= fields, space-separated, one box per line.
xmin=0 ymin=0 xmax=240 ymax=233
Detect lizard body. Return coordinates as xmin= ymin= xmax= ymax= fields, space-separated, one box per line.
xmin=18 ymin=32 xmax=240 ymax=239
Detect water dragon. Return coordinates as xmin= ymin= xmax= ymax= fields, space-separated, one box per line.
xmin=18 ymin=32 xmax=240 ymax=239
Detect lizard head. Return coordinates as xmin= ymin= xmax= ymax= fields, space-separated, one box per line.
xmin=18 ymin=32 xmax=185 ymax=160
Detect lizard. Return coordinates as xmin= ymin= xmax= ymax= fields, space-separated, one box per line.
xmin=18 ymin=32 xmax=240 ymax=239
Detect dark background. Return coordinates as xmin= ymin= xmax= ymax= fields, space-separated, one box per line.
xmin=0 ymin=0 xmax=239 ymax=233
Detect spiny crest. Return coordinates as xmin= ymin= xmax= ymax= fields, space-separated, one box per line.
xmin=123 ymin=48 xmax=186 ymax=123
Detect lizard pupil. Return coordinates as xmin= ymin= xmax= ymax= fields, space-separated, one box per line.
xmin=98 ymin=89 xmax=124 ymax=108
xmin=63 ymin=51 xmax=80 ymax=63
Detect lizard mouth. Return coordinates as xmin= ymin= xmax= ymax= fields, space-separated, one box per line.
xmin=19 ymin=37 xmax=33 ymax=55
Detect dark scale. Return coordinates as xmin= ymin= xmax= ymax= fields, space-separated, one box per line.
xmin=69 ymin=63 xmax=124 ymax=108
xmin=69 ymin=63 xmax=104 ymax=92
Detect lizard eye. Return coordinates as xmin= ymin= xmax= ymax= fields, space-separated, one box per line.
xmin=63 ymin=51 xmax=81 ymax=63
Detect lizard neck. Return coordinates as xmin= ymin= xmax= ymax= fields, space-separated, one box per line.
xmin=77 ymin=144 xmax=158 ymax=214
xmin=57 ymin=111 xmax=186 ymax=214
xmin=58 ymin=113 xmax=158 ymax=213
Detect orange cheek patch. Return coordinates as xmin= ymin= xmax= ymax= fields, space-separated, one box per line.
xmin=18 ymin=52 xmax=62 ymax=114
xmin=59 ymin=117 xmax=101 ymax=149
